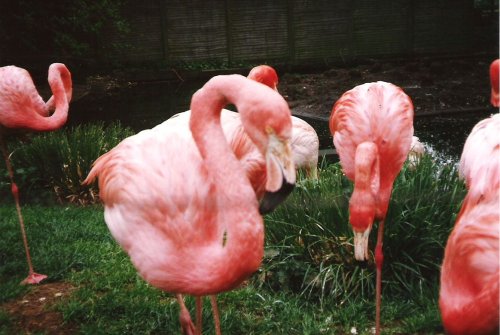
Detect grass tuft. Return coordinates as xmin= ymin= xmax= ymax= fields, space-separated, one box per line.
xmin=1 ymin=122 xmax=134 ymax=205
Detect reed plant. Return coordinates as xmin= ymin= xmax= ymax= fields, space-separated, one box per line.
xmin=0 ymin=122 xmax=134 ymax=205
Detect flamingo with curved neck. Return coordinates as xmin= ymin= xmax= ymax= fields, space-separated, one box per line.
xmin=0 ymin=63 xmax=72 ymax=284
xmin=168 ymin=65 xmax=319 ymax=186
xmin=84 ymin=74 xmax=295 ymax=334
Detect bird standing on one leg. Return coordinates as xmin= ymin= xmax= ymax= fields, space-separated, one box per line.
xmin=0 ymin=63 xmax=72 ymax=284
xmin=329 ymin=81 xmax=414 ymax=335
xmin=84 ymin=74 xmax=296 ymax=335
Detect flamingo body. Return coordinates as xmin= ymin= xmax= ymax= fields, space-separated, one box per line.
xmin=0 ymin=63 xmax=72 ymax=285
xmin=330 ymin=81 xmax=414 ymax=244
xmin=439 ymin=113 xmax=500 ymax=335
xmin=85 ymin=74 xmax=295 ymax=333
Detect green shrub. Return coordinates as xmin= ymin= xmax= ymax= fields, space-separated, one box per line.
xmin=1 ymin=122 xmax=134 ymax=205
xmin=258 ymin=154 xmax=466 ymax=305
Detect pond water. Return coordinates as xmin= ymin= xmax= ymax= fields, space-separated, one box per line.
xmin=68 ymin=80 xmax=495 ymax=164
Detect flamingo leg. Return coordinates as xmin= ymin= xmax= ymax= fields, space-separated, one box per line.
xmin=0 ymin=132 xmax=47 ymax=285
xmin=176 ymin=294 xmax=196 ymax=335
xmin=195 ymin=296 xmax=202 ymax=335
xmin=209 ymin=295 xmax=222 ymax=335
xmin=374 ymin=219 xmax=385 ymax=335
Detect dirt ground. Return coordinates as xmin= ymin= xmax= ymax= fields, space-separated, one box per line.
xmin=279 ymin=55 xmax=496 ymax=118
xmin=1 ymin=282 xmax=78 ymax=334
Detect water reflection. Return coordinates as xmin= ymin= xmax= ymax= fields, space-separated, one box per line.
xmin=68 ymin=81 xmax=495 ymax=163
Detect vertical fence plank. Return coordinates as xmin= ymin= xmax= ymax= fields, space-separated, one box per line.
xmin=99 ymin=0 xmax=496 ymax=66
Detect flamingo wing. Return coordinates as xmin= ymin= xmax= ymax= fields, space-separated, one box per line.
xmin=85 ymin=127 xmax=226 ymax=293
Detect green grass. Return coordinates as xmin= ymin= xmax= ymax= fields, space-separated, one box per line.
xmin=0 ymin=155 xmax=462 ymax=334
xmin=0 ymin=122 xmax=134 ymax=205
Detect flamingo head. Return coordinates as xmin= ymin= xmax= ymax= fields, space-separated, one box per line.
xmin=247 ymin=65 xmax=279 ymax=91
xmin=349 ymin=191 xmax=376 ymax=261
xmin=237 ymin=78 xmax=295 ymax=214
xmin=490 ymin=59 xmax=499 ymax=107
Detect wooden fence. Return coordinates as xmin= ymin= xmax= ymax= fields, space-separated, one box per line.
xmin=103 ymin=0 xmax=498 ymax=66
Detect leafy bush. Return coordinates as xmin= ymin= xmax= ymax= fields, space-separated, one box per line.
xmin=1 ymin=122 xmax=134 ymax=205
xmin=0 ymin=0 xmax=130 ymax=63
xmin=258 ymin=154 xmax=466 ymax=306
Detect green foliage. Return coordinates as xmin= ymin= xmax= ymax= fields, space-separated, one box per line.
xmin=0 ymin=205 xmax=443 ymax=334
xmin=0 ymin=0 xmax=130 ymax=62
xmin=1 ymin=122 xmax=134 ymax=204
xmin=258 ymin=155 xmax=466 ymax=306
xmin=0 ymin=155 xmax=464 ymax=333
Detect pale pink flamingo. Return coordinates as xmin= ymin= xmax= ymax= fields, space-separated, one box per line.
xmin=329 ymin=81 xmax=414 ymax=335
xmin=489 ymin=59 xmax=499 ymax=107
xmin=84 ymin=74 xmax=296 ymax=335
xmin=407 ymin=135 xmax=425 ymax=169
xmin=0 ymin=63 xmax=72 ymax=285
xmin=439 ymin=113 xmax=499 ymax=335
xmin=170 ymin=65 xmax=319 ymax=182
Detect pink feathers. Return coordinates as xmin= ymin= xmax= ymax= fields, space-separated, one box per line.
xmin=439 ymin=113 xmax=500 ymax=335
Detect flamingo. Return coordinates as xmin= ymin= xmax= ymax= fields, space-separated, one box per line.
xmin=170 ymin=65 xmax=319 ymax=182
xmin=407 ymin=135 xmax=425 ymax=169
xmin=439 ymin=113 xmax=499 ymax=335
xmin=0 ymin=63 xmax=72 ymax=285
xmin=329 ymin=81 xmax=414 ymax=335
xmin=84 ymin=74 xmax=296 ymax=335
xmin=490 ymin=59 xmax=499 ymax=107
xmin=247 ymin=65 xmax=320 ymax=179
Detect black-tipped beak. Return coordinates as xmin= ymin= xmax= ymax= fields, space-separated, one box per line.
xmin=258 ymin=180 xmax=295 ymax=214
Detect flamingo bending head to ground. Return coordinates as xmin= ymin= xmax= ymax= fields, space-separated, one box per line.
xmin=84 ymin=74 xmax=296 ymax=335
xmin=0 ymin=63 xmax=72 ymax=284
xmin=439 ymin=113 xmax=499 ymax=335
xmin=329 ymin=81 xmax=414 ymax=335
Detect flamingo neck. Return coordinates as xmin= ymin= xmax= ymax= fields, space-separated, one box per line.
xmin=349 ymin=142 xmax=380 ymax=231
xmin=188 ymin=75 xmax=264 ymax=292
xmin=30 ymin=64 xmax=71 ymax=131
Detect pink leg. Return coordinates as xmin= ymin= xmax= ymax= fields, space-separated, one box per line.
xmin=374 ymin=219 xmax=385 ymax=335
xmin=195 ymin=296 xmax=202 ymax=335
xmin=176 ymin=294 xmax=196 ymax=335
xmin=0 ymin=134 xmax=46 ymax=285
xmin=209 ymin=295 xmax=222 ymax=335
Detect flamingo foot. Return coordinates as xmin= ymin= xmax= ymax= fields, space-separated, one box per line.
xmin=20 ymin=272 xmax=47 ymax=285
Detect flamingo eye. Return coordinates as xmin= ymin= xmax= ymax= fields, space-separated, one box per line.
xmin=265 ymin=125 xmax=274 ymax=135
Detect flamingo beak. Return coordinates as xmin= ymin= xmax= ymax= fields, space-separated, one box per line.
xmin=259 ymin=134 xmax=295 ymax=214
xmin=353 ymin=228 xmax=371 ymax=261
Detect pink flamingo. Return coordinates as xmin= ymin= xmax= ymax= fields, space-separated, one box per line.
xmin=407 ymin=135 xmax=425 ymax=169
xmin=0 ymin=63 xmax=72 ymax=284
xmin=170 ymin=65 xmax=319 ymax=182
xmin=247 ymin=65 xmax=319 ymax=179
xmin=329 ymin=81 xmax=414 ymax=335
xmin=84 ymin=74 xmax=296 ymax=335
xmin=439 ymin=113 xmax=499 ymax=335
xmin=490 ymin=59 xmax=499 ymax=107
